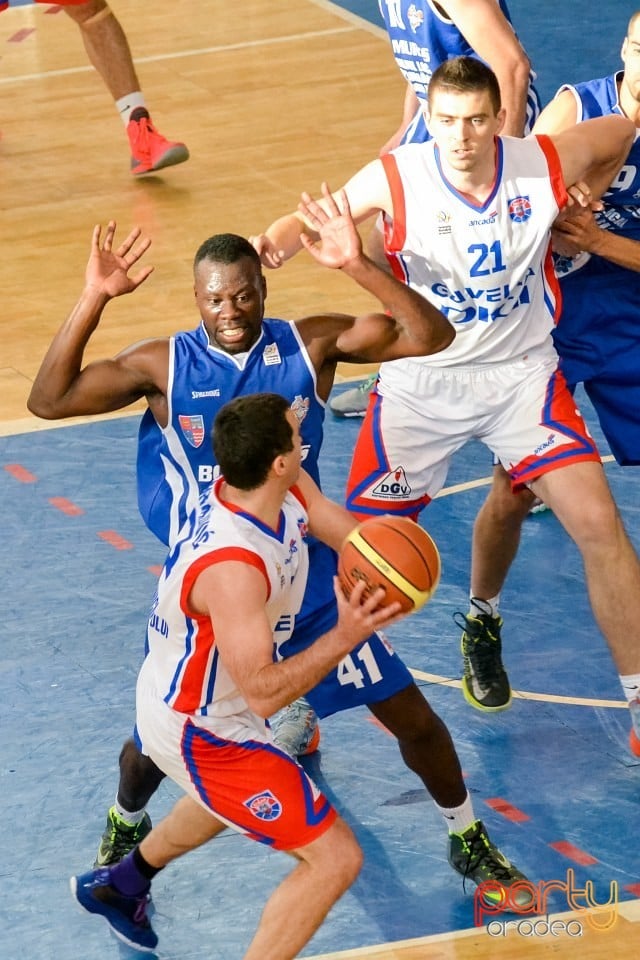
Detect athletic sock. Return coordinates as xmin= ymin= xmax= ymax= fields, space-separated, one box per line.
xmin=469 ymin=595 xmax=500 ymax=619
xmin=116 ymin=92 xmax=146 ymax=126
xmin=109 ymin=848 xmax=162 ymax=896
xmin=434 ymin=793 xmax=477 ymax=834
xmin=619 ymin=673 xmax=640 ymax=704
xmin=114 ymin=798 xmax=147 ymax=827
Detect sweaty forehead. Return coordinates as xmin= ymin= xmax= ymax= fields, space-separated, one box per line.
xmin=195 ymin=257 xmax=260 ymax=292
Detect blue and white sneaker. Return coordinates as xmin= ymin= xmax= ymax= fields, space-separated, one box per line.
xmin=70 ymin=868 xmax=157 ymax=952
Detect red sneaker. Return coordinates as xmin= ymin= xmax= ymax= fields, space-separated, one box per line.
xmin=127 ymin=108 xmax=189 ymax=176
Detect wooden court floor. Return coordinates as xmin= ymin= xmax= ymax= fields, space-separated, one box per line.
xmin=2 ymin=1 xmax=639 ymax=958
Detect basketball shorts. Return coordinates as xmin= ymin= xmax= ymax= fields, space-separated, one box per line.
xmin=554 ymin=262 xmax=640 ymax=466
xmin=284 ymin=595 xmax=414 ymax=718
xmin=136 ymin=664 xmax=336 ymax=852
xmin=346 ymin=353 xmax=601 ymax=518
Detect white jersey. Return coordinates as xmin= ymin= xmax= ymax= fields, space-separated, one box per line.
xmin=380 ymin=134 xmax=567 ymax=372
xmin=143 ymin=478 xmax=310 ymax=718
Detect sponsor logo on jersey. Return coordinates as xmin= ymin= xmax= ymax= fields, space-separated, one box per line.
xmin=263 ymin=343 xmax=282 ymax=366
xmin=534 ymin=433 xmax=557 ymax=455
xmin=371 ymin=466 xmax=411 ymax=499
xmin=436 ymin=209 xmax=452 ymax=235
xmin=407 ymin=3 xmax=424 ymax=32
xmin=178 ymin=414 xmax=205 ymax=448
xmin=291 ymin=394 xmax=310 ymax=423
xmin=507 ymin=196 xmax=532 ymax=223
xmin=244 ymin=789 xmax=282 ymax=821
xmin=191 ymin=389 xmax=220 ymax=399
xmin=469 ymin=210 xmax=498 ymax=226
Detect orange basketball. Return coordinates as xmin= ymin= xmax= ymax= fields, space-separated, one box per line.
xmin=338 ymin=515 xmax=441 ymax=614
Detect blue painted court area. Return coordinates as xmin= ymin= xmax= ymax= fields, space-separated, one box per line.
xmin=2 ymin=386 xmax=639 ymax=959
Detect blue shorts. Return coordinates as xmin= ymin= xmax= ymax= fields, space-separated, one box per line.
xmin=283 ymin=599 xmax=413 ymax=718
xmin=554 ymin=260 xmax=640 ymax=466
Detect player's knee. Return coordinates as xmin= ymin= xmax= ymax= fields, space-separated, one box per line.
xmin=63 ymin=0 xmax=110 ymax=27
xmin=322 ymin=819 xmax=363 ymax=888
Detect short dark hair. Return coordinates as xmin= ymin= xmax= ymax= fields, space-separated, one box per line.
xmin=193 ymin=234 xmax=262 ymax=274
xmin=428 ymin=56 xmax=502 ymax=115
xmin=212 ymin=393 xmax=294 ymax=490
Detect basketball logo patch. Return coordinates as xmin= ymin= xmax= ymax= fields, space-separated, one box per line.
xmin=508 ymin=196 xmax=532 ymax=222
xmin=244 ymin=789 xmax=283 ymax=821
xmin=178 ymin=414 xmax=205 ymax=448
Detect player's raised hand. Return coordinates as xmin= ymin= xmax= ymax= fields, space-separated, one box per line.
xmin=298 ymin=184 xmax=363 ymax=269
xmin=86 ymin=221 xmax=154 ymax=299
xmin=249 ymin=233 xmax=285 ymax=269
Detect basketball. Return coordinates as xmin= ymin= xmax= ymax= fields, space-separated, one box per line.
xmin=338 ymin=516 xmax=441 ymax=614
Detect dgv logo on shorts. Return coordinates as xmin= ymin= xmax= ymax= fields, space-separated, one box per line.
xmin=372 ymin=466 xmax=411 ymax=499
xmin=244 ymin=789 xmax=283 ymax=821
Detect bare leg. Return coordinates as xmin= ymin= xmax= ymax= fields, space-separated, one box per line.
xmin=116 ymin=738 xmax=165 ymax=811
xmin=471 ymin=464 xmax=534 ymax=600
xmin=368 ymin=683 xmax=466 ymax=807
xmin=62 ymin=0 xmax=139 ymax=100
xmin=242 ymin=818 xmax=361 ymax=960
xmin=140 ymin=798 xmax=361 ymax=960
xmin=533 ymin=462 xmax=640 ymax=674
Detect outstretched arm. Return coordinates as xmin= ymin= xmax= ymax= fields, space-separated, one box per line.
xmin=250 ymin=160 xmax=391 ymax=268
xmin=27 ymin=221 xmax=160 ymax=419
xmin=298 ymin=184 xmax=454 ymax=359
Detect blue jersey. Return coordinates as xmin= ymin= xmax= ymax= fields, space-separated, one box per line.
xmin=552 ymin=73 xmax=640 ymax=466
xmin=378 ymin=0 xmax=540 ymax=142
xmin=135 ymin=317 xmax=414 ymax=714
xmin=137 ymin=318 xmax=325 ymax=547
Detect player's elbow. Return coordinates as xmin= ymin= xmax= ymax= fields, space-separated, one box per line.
xmin=27 ymin=390 xmax=61 ymax=419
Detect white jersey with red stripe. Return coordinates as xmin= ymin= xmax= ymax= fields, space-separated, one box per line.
xmin=380 ymin=134 xmax=568 ymax=370
xmin=143 ymin=477 xmax=309 ymax=720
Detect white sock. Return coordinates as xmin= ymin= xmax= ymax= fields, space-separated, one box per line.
xmin=434 ymin=793 xmax=476 ymax=834
xmin=619 ymin=673 xmax=640 ymax=704
xmin=116 ymin=92 xmax=146 ymax=125
xmin=469 ymin=595 xmax=500 ymax=619
xmin=114 ymin=797 xmax=147 ymax=826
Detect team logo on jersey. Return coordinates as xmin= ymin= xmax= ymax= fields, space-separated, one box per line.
xmin=407 ymin=3 xmax=424 ymax=31
xmin=297 ymin=517 xmax=309 ymax=540
xmin=507 ymin=196 xmax=532 ymax=223
xmin=244 ymin=789 xmax=283 ymax=821
xmin=371 ymin=466 xmax=411 ymax=499
xmin=291 ymin=394 xmax=310 ymax=423
xmin=178 ymin=414 xmax=205 ymax=448
xmin=263 ymin=343 xmax=282 ymax=366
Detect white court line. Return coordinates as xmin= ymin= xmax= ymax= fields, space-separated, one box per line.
xmin=0 ymin=25 xmax=357 ymax=85
xmin=409 ymin=668 xmax=627 ymax=709
xmin=305 ymin=903 xmax=640 ymax=960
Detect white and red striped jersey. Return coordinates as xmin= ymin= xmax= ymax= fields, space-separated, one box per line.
xmin=143 ymin=478 xmax=310 ymax=717
xmin=381 ymin=134 xmax=567 ymax=370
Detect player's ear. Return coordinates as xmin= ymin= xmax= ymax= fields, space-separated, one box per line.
xmin=495 ymin=107 xmax=507 ymax=135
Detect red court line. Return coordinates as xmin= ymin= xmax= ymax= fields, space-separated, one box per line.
xmin=148 ymin=564 xmax=163 ymax=577
xmin=98 ymin=530 xmax=134 ymax=550
xmin=624 ymin=883 xmax=640 ymax=896
xmin=9 ymin=27 xmax=35 ymax=40
xmin=48 ymin=497 xmax=84 ymax=516
xmin=4 ymin=463 xmax=37 ymax=483
xmin=484 ymin=798 xmax=530 ymax=823
xmin=548 ymin=841 xmax=598 ymax=866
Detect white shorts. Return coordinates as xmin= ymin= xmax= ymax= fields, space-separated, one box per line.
xmin=136 ymin=660 xmax=335 ymax=851
xmin=346 ymin=353 xmax=600 ymax=517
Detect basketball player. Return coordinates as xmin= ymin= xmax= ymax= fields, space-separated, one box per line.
xmin=250 ymin=57 xmax=640 ymax=751
xmin=28 ymin=200 xmax=531 ymax=902
xmin=330 ymin=0 xmax=541 ymax=416
xmin=70 ymin=392 xmax=402 ymax=955
xmin=2 ymin=0 xmax=188 ymax=175
xmin=465 ymin=10 xmax=640 ymax=750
